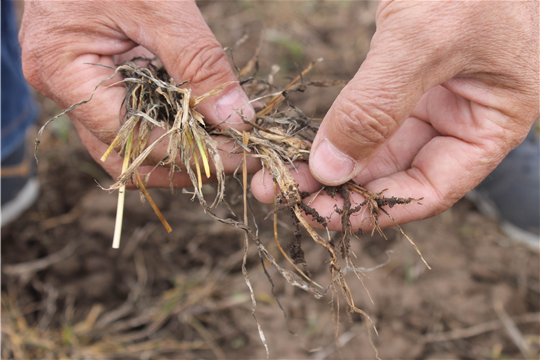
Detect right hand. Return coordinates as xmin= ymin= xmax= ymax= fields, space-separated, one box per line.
xmin=251 ymin=1 xmax=539 ymax=231
xmin=20 ymin=0 xmax=260 ymax=188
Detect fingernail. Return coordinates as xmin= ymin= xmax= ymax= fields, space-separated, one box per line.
xmin=310 ymin=138 xmax=356 ymax=184
xmin=215 ymin=88 xmax=255 ymax=124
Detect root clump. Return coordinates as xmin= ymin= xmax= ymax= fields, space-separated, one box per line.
xmin=36 ymin=54 xmax=428 ymax=358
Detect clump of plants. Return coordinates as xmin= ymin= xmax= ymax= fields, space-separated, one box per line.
xmin=36 ymin=52 xmax=428 ymax=358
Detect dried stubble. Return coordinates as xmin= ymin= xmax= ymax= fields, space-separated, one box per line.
xmin=35 ymin=54 xmax=428 ymax=359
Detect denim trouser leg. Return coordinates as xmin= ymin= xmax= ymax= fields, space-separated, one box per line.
xmin=1 ymin=0 xmax=38 ymax=162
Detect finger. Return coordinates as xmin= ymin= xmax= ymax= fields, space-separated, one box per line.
xmin=352 ymin=116 xmax=439 ymax=185
xmin=308 ymin=3 xmax=463 ymax=186
xmin=251 ymin=162 xmax=323 ymax=204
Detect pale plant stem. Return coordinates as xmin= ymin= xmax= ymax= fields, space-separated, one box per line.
xmin=113 ymin=132 xmax=133 ymax=249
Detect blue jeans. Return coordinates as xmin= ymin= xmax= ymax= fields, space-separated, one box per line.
xmin=1 ymin=0 xmax=38 ymax=162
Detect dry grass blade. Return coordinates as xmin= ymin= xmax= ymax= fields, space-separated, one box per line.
xmin=494 ymin=301 xmax=535 ymax=359
xmin=423 ymin=312 xmax=540 ymax=343
xmin=241 ymin=131 xmax=269 ymax=358
xmin=187 ymin=316 xmax=226 ymax=360
xmin=3 ymin=241 xmax=79 ymax=281
xmin=135 ymin=171 xmax=172 ymax=233
xmin=256 ymin=58 xmax=322 ymax=117
xmin=112 ymin=131 xmax=133 ymax=249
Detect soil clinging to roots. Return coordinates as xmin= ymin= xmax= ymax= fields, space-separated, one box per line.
xmin=35 ymin=54 xmax=428 ymax=358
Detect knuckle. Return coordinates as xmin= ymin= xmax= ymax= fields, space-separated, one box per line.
xmin=333 ymin=96 xmax=397 ymax=147
xmin=178 ymin=40 xmax=231 ymax=87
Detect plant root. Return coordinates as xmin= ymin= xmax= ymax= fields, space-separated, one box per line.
xmin=36 ymin=57 xmax=428 ymax=359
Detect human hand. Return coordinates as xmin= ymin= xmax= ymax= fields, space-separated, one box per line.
xmin=20 ymin=0 xmax=259 ymax=188
xmin=251 ymin=1 xmax=539 ymax=231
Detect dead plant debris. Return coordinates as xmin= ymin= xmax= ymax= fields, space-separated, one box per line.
xmin=33 ymin=53 xmax=428 ymax=358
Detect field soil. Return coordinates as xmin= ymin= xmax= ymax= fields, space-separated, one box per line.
xmin=3 ymin=2 xmax=539 ymax=359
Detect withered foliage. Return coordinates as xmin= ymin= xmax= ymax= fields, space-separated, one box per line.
xmin=35 ymin=53 xmax=428 ymax=358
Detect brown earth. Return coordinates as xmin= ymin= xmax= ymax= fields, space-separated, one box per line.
xmin=2 ymin=2 xmax=539 ymax=359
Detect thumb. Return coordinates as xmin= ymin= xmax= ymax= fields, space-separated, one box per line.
xmin=309 ymin=5 xmax=462 ymax=185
